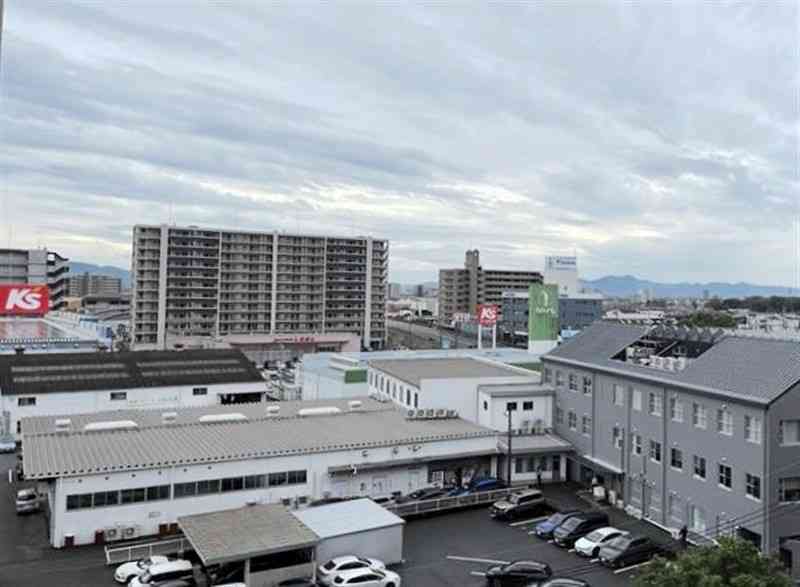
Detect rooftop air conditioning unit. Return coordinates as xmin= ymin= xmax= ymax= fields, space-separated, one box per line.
xmin=664 ymin=357 xmax=676 ymax=371
xmin=435 ymin=409 xmax=447 ymax=418
xmin=446 ymin=409 xmax=458 ymax=418
xmin=54 ymin=418 xmax=72 ymax=433
xmin=425 ymin=409 xmax=436 ymax=419
xmin=122 ymin=525 xmax=139 ymax=540
xmin=676 ymin=357 xmax=687 ymax=371
xmin=266 ymin=405 xmax=280 ymax=416
xmin=406 ymin=409 xmax=416 ymax=419
xmin=348 ymin=400 xmax=363 ymax=411
xmin=415 ymin=409 xmax=427 ymax=418
xmin=103 ymin=527 xmax=119 ymax=542
xmin=161 ymin=412 xmax=177 ymax=424
xmin=652 ymin=357 xmax=663 ymax=369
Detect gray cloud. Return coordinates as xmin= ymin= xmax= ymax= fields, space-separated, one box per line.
xmin=1 ymin=0 xmax=797 ymax=285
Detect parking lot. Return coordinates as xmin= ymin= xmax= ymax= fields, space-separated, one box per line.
xmin=0 ymin=452 xmax=671 ymax=587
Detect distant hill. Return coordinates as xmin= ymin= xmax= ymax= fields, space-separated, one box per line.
xmin=69 ymin=262 xmax=131 ymax=288
xmin=583 ymin=275 xmax=796 ymax=299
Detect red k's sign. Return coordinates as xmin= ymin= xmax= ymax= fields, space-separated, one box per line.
xmin=0 ymin=284 xmax=50 ymax=316
xmin=477 ymin=304 xmax=499 ymax=326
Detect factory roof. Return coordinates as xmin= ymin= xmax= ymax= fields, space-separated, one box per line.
xmin=544 ymin=321 xmax=800 ymax=404
xmin=368 ymin=357 xmax=534 ymax=388
xmin=179 ymin=504 xmax=318 ymax=566
xmin=292 ymin=498 xmax=404 ymax=540
xmin=0 ymin=348 xmax=262 ymax=395
xmin=22 ymin=398 xmax=497 ymax=479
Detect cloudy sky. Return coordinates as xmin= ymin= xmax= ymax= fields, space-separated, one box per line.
xmin=1 ymin=2 xmax=798 ymax=284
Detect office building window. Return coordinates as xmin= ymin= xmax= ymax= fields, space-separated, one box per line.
xmin=582 ymin=415 xmax=592 ymax=436
xmin=779 ymin=477 xmax=800 ymax=502
xmin=146 ymin=485 xmax=171 ymax=501
xmin=543 ymin=368 xmax=552 ymax=384
xmin=555 ymin=371 xmax=564 ymax=387
xmin=193 ymin=387 xmax=208 ymax=396
xmin=746 ymin=474 xmax=761 ymax=500
xmin=582 ymin=376 xmax=592 ymax=395
xmin=692 ymin=403 xmax=707 ymax=429
xmin=744 ymin=415 xmax=761 ymax=444
xmin=613 ymin=426 xmax=623 ymax=450
xmin=406 ymin=389 xmax=410 ymax=406
xmin=716 ymin=409 xmax=733 ymax=436
xmin=612 ymin=384 xmax=624 ymax=406
xmin=110 ymin=392 xmax=127 ymax=401
xmin=670 ymin=396 xmax=683 ymax=422
xmin=17 ymin=397 xmax=36 ymax=407
xmin=632 ymin=389 xmax=642 ymax=411
xmin=718 ymin=464 xmax=732 ymax=489
xmin=568 ymin=374 xmax=578 ymax=392
xmin=779 ymin=420 xmax=800 ymax=445
xmin=670 ymin=448 xmax=683 ymax=470
xmin=555 ymin=407 xmax=564 ymax=424
xmin=649 ymin=440 xmax=662 ymax=463
xmin=568 ymin=411 xmax=577 ymax=431
xmin=632 ymin=434 xmax=642 ymax=456
xmin=648 ymin=392 xmax=662 ymax=417
xmin=523 ymin=401 xmax=533 ymax=411
xmin=693 ymin=455 xmax=707 ymax=480
xmin=414 ymin=393 xmax=419 ymax=408
xmin=506 ymin=402 xmax=518 ymax=412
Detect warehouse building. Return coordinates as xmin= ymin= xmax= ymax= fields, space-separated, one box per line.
xmin=0 ymin=348 xmax=266 ymax=440
xmin=21 ymin=398 xmax=498 ymax=547
xmin=542 ymin=321 xmax=800 ymax=578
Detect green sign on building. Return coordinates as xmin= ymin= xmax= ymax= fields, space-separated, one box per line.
xmin=528 ymin=283 xmax=559 ymax=341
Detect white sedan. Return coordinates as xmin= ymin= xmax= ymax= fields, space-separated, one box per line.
xmin=114 ymin=556 xmax=170 ymax=583
xmin=330 ymin=568 xmax=401 ymax=587
xmin=318 ymin=556 xmax=386 ymax=586
xmin=575 ymin=527 xmax=629 ymax=558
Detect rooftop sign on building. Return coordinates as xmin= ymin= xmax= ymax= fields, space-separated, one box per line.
xmin=528 ymin=283 xmax=559 ymax=354
xmin=0 ymin=284 xmax=50 ymax=317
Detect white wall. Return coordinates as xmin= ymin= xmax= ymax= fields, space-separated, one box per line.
xmin=315 ymin=526 xmax=404 ymax=566
xmin=48 ymin=434 xmax=495 ymax=547
xmin=2 ymin=381 xmax=266 ymax=439
xmin=477 ymin=391 xmax=553 ymax=432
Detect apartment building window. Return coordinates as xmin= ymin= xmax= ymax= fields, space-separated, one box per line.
xmin=670 ymin=448 xmax=683 ymax=470
xmin=746 ymin=474 xmax=761 ymax=500
xmin=582 ymin=376 xmax=592 ymax=395
xmin=506 ymin=402 xmax=518 ymax=412
xmin=568 ymin=374 xmax=578 ymax=392
xmin=414 ymin=393 xmax=419 ymax=409
xmin=718 ymin=464 xmax=732 ymax=489
xmin=582 ymin=415 xmax=592 ymax=436
xmin=648 ymin=392 xmax=662 ymax=417
xmin=193 ymin=387 xmax=208 ymax=396
xmin=632 ymin=389 xmax=641 ymax=411
xmin=543 ymin=368 xmax=552 ymax=384
xmin=692 ymin=403 xmax=707 ymax=429
xmin=670 ymin=396 xmax=684 ymax=422
xmin=716 ymin=409 xmax=733 ymax=436
xmin=523 ymin=401 xmax=533 ymax=411
xmin=17 ymin=397 xmax=36 ymax=407
xmin=555 ymin=371 xmax=564 ymax=388
xmin=406 ymin=389 xmax=411 ymax=406
xmin=110 ymin=392 xmax=127 ymax=401
xmin=613 ymin=426 xmax=623 ymax=450
xmin=649 ymin=440 xmax=662 ymax=463
xmin=693 ymin=455 xmax=707 ymax=480
xmin=740 ymin=415 xmax=760 ymax=444
xmin=632 ymin=434 xmax=642 ymax=456
xmin=779 ymin=420 xmax=800 ymax=445
xmin=612 ymin=384 xmax=624 ymax=406
xmin=568 ymin=411 xmax=577 ymax=431
xmin=779 ymin=477 xmax=800 ymax=502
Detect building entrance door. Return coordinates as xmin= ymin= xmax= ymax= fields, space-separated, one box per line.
xmin=551 ymin=455 xmax=561 ymax=482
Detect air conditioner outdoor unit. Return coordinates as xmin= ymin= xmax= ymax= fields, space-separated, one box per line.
xmin=425 ymin=409 xmax=436 ymax=418
xmin=406 ymin=410 xmax=416 ymax=419
xmin=103 ymin=527 xmax=119 ymax=541
xmin=415 ymin=409 xmax=427 ymax=418
xmin=676 ymin=357 xmax=687 ymax=371
xmin=664 ymin=358 xmax=676 ymax=371
xmin=446 ymin=409 xmax=458 ymax=418
xmin=122 ymin=525 xmax=138 ymax=540
xmin=435 ymin=409 xmax=446 ymax=418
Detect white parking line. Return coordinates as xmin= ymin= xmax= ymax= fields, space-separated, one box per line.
xmin=469 ymin=571 xmax=488 ymax=577
xmin=614 ymin=560 xmax=653 ymax=574
xmin=509 ymin=515 xmax=550 ymax=527
xmin=447 ymin=556 xmax=510 ymax=565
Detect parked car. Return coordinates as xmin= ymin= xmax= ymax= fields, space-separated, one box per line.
xmin=533 ymin=511 xmax=582 ymax=539
xmin=277 ymin=580 xmax=316 ymax=586
xmin=552 ymin=511 xmax=610 ymax=548
xmin=599 ymin=535 xmax=660 ymax=569
xmin=489 ymin=489 xmax=545 ymax=520
xmin=318 ymin=556 xmax=386 ymax=585
xmin=15 ymin=488 xmax=40 ymax=514
xmin=129 ymin=560 xmax=194 ymax=586
xmin=0 ymin=439 xmax=16 ymax=453
xmin=450 ymin=477 xmax=504 ymax=496
xmin=484 ymin=560 xmax=552 ymax=586
xmin=574 ymin=527 xmax=628 ymax=558
xmin=115 ymin=556 xmax=171 ymax=583
xmin=331 ymin=568 xmax=401 ymax=586
xmin=538 ymin=578 xmax=591 ymax=587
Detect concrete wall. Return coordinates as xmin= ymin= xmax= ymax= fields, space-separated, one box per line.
xmin=477 ymin=390 xmax=552 ymax=432
xmin=315 ymin=525 xmax=404 ymax=567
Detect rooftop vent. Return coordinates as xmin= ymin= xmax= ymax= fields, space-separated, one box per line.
xmin=198 ymin=413 xmax=247 ymax=424
xmin=54 ymin=418 xmax=72 ymax=432
xmin=161 ymin=412 xmax=177 ymax=424
xmin=265 ymin=405 xmax=281 ymax=416
xmin=83 ymin=420 xmax=138 ymax=432
xmin=297 ymin=407 xmax=342 ymax=417
xmin=348 ymin=400 xmax=363 ymax=411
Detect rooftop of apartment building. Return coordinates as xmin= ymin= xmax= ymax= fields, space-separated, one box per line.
xmin=544 ymin=321 xmax=800 ymax=405
xmin=133 ymin=223 xmax=388 ymax=243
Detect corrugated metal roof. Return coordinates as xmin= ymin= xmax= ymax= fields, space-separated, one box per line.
xmin=0 ymin=348 xmax=263 ymax=395
xmin=179 ymin=504 xmax=318 ymax=565
xmin=22 ymin=401 xmax=497 ymax=479
xmin=292 ymin=498 xmax=404 ymax=539
xmin=544 ymin=322 xmax=800 ymax=404
xmin=369 ymin=357 xmax=533 ymax=388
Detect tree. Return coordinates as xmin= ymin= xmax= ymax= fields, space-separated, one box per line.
xmin=634 ymin=537 xmax=792 ymax=587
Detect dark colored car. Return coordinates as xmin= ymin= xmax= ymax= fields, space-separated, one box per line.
xmin=489 ymin=489 xmax=545 ymax=520
xmin=537 ymin=579 xmax=591 ymax=587
xmin=397 ymin=486 xmax=449 ymax=503
xmin=552 ymin=511 xmax=609 ymax=548
xmin=533 ymin=510 xmax=582 ymax=539
xmin=485 ymin=561 xmax=552 ymax=586
xmin=450 ymin=477 xmax=504 ymax=496
xmin=599 ymin=535 xmax=660 ymax=569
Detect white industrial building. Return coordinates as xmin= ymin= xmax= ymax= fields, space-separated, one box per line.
xmin=21 ymin=398 xmax=498 ymax=547
xmin=0 ymin=349 xmax=266 ymax=440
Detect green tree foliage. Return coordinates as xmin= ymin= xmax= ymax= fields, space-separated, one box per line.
xmin=634 ymin=538 xmax=791 ymax=587
xmin=679 ymin=312 xmax=737 ymax=328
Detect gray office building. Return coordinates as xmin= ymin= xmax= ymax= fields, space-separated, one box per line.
xmin=541 ymin=322 xmax=800 ymax=578
xmin=0 ymin=248 xmax=69 ymax=309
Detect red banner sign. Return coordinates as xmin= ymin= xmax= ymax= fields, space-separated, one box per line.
xmin=0 ymin=284 xmax=50 ymax=316
xmin=477 ymin=304 xmax=499 ymax=327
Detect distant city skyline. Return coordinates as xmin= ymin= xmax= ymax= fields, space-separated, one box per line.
xmin=1 ymin=2 xmax=797 ymax=285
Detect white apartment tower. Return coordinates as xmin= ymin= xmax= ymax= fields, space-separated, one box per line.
xmin=131 ymin=225 xmax=388 ymax=350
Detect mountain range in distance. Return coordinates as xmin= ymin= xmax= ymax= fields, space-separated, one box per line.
xmin=69 ymin=262 xmax=797 ymax=299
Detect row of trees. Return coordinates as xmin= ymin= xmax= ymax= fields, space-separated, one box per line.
xmin=706 ymin=296 xmax=800 ymax=313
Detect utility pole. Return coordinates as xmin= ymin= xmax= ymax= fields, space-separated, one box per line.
xmin=506 ymin=409 xmax=513 ymax=486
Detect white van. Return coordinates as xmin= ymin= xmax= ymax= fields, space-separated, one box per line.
xmin=129 ymin=560 xmax=194 ymax=586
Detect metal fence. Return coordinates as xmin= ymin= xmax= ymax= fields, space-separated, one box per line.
xmin=105 ymin=536 xmax=191 ymax=566
xmin=385 ymin=487 xmax=516 ymax=517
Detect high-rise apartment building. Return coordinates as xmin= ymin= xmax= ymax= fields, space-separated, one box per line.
xmin=0 ymin=248 xmax=69 ymax=309
xmin=131 ymin=225 xmax=388 ymax=350
xmin=67 ymin=272 xmax=122 ymax=297
xmin=438 ymin=249 xmax=542 ymax=323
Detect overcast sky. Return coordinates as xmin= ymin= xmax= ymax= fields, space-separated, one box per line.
xmin=1 ymin=2 xmax=798 ymax=284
